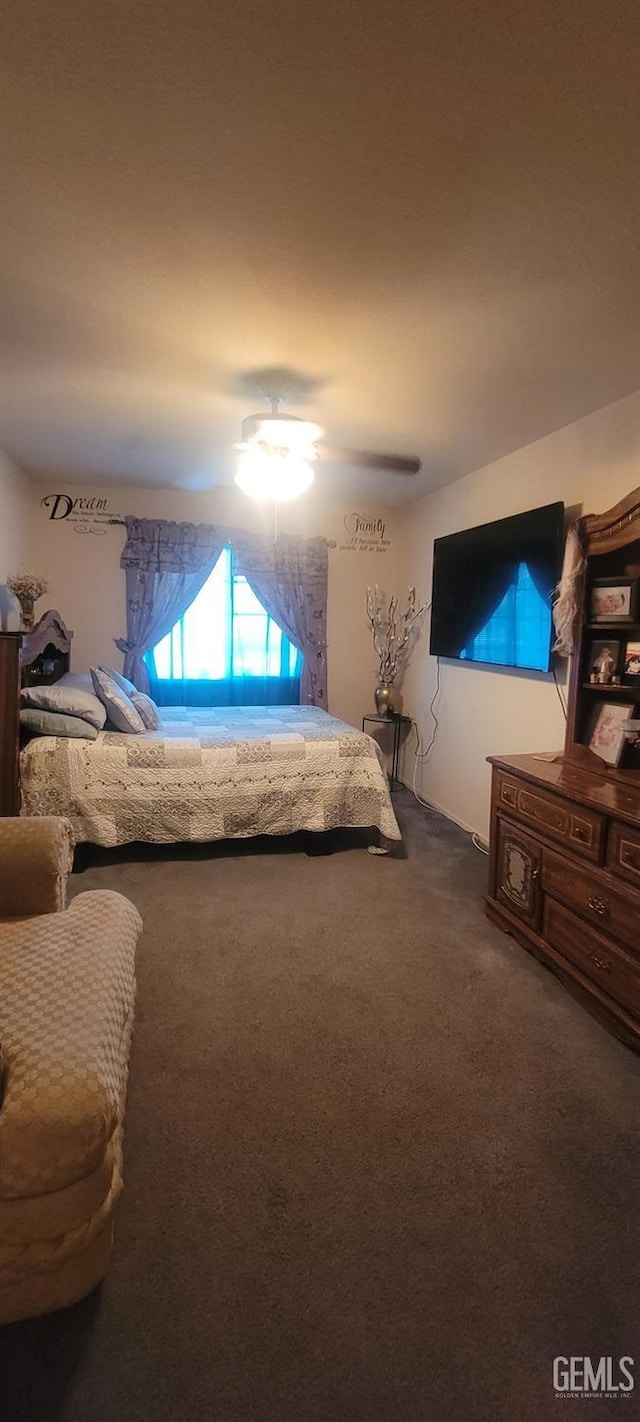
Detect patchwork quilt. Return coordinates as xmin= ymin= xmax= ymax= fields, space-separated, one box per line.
xmin=20 ymin=705 xmax=402 ymax=848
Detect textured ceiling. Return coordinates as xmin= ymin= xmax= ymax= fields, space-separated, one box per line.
xmin=1 ymin=0 xmax=640 ymax=505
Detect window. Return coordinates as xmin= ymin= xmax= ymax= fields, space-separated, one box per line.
xmin=461 ymin=561 xmax=551 ymax=670
xmin=147 ymin=547 xmax=302 ymax=705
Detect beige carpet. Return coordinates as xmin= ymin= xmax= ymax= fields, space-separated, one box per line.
xmin=1 ymin=791 xmax=639 ymax=1421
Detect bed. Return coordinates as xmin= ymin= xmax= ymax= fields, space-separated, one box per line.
xmin=20 ymin=704 xmax=402 ymax=849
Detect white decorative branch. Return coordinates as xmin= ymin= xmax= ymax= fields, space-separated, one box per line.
xmin=366 ymin=585 xmax=427 ymax=685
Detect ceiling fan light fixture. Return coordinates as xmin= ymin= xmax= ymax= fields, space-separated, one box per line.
xmin=234 ymin=444 xmax=316 ymax=502
xmin=250 ymin=415 xmax=323 ymax=455
xmin=232 ymin=371 xmax=421 ymax=494
xmin=234 ymin=414 xmax=322 ymax=501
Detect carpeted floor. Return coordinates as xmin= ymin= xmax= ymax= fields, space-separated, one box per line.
xmin=1 ymin=790 xmax=639 ymax=1422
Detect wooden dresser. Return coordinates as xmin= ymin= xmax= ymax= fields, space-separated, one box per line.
xmin=0 ymin=633 xmax=23 ymax=816
xmin=486 ymin=486 xmax=640 ymax=1050
xmin=0 ymin=611 xmax=73 ymax=817
xmin=486 ymin=754 xmax=640 ymax=1049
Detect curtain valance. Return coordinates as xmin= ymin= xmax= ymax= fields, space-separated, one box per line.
xmin=120 ymin=517 xmax=226 ymax=573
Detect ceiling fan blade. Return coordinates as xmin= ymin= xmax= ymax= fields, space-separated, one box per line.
xmin=316 ymin=444 xmax=421 ymax=475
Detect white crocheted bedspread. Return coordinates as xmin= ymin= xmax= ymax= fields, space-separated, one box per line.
xmin=21 ymin=706 xmax=402 ymax=848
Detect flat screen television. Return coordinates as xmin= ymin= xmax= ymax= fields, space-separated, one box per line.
xmin=429 ymin=501 xmax=565 ymax=673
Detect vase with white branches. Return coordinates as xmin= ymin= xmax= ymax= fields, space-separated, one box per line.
xmin=365 ymin=584 xmax=427 ymax=715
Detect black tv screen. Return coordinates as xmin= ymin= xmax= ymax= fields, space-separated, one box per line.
xmin=429 ymin=502 xmax=565 ymax=673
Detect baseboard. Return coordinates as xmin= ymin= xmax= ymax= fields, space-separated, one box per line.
xmin=394 ymin=780 xmax=485 ymax=842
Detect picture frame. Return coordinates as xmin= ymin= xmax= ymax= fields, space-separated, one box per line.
xmin=589 ymin=576 xmax=638 ymax=624
xmin=586 ymin=700 xmax=635 ymax=767
xmin=586 ymin=639 xmax=621 ymax=681
xmin=623 ymin=640 xmax=640 ymax=684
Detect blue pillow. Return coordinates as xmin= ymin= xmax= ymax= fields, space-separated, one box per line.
xmin=131 ymin=691 xmax=161 ymax=730
xmin=98 ymin=665 xmax=138 ymax=697
xmin=90 ymin=667 xmax=145 ymax=733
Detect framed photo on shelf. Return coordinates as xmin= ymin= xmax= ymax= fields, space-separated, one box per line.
xmin=586 ymin=700 xmax=635 ymax=767
xmin=623 ymin=640 xmax=640 ymax=683
xmin=586 ymin=639 xmax=621 ymax=681
xmin=589 ymin=577 xmax=638 ymax=623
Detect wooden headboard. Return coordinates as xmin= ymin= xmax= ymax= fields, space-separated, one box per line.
xmin=21 ymin=609 xmax=73 ymax=688
xmin=0 ymin=610 xmax=74 ymax=816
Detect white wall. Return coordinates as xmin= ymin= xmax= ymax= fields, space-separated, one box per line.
xmin=398 ymin=390 xmax=640 ymax=840
xmin=25 ymin=484 xmax=400 ymax=730
xmin=0 ymin=452 xmax=30 ymax=581
xmin=0 ymin=453 xmax=32 ymax=629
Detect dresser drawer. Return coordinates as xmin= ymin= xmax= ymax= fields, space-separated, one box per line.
xmin=607 ymin=821 xmax=640 ymax=890
xmin=495 ymin=774 xmax=604 ymax=862
xmin=543 ymin=847 xmax=640 ymax=956
xmin=544 ymin=898 xmax=640 ymax=1017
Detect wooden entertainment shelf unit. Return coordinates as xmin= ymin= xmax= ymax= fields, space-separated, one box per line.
xmin=486 ymin=486 xmax=640 ymax=1050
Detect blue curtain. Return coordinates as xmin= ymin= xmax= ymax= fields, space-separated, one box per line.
xmin=462 ymin=562 xmax=552 ymax=669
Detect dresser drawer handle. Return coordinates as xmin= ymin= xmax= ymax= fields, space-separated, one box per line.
xmin=587 ymin=894 xmax=610 ymax=917
xmin=589 ymin=951 xmax=611 ymax=972
xmin=622 ymin=847 xmax=640 ymax=871
xmin=573 ymin=826 xmax=587 ymax=841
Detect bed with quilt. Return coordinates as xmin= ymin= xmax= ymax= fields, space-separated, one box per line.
xmin=20 ymin=702 xmax=402 ymax=849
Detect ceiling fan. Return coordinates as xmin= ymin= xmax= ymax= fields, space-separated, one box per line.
xmin=234 ymin=369 xmax=421 ymax=501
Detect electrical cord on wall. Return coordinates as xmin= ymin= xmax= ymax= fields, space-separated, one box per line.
xmin=552 ymin=661 xmax=568 ymax=718
xmin=414 ymin=655 xmax=441 ymax=761
xmin=409 ymin=656 xmax=440 ymax=808
xmin=409 ymin=659 xmax=440 ymax=807
xmin=405 ymin=656 xmax=455 ymax=821
xmin=399 ymin=640 xmax=565 ymax=860
xmin=408 ymin=737 xmax=490 ymax=855
xmin=399 ymin=656 xmax=489 ymax=855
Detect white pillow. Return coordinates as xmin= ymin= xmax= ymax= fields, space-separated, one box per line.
xmin=130 ymin=691 xmax=160 ymax=730
xmin=21 ymin=676 xmax=107 ymax=730
xmin=90 ymin=667 xmax=145 ymax=734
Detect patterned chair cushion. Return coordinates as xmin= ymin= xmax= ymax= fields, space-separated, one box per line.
xmin=0 ymin=816 xmax=74 ymax=919
xmin=0 ymin=889 xmax=140 ymax=1198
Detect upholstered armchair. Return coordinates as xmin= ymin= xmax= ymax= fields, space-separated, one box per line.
xmin=0 ymin=817 xmax=142 ymax=1323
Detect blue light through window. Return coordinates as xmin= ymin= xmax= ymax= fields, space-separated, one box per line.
xmin=460 ymin=561 xmax=551 ymax=670
xmin=149 ymin=547 xmax=301 ymax=683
